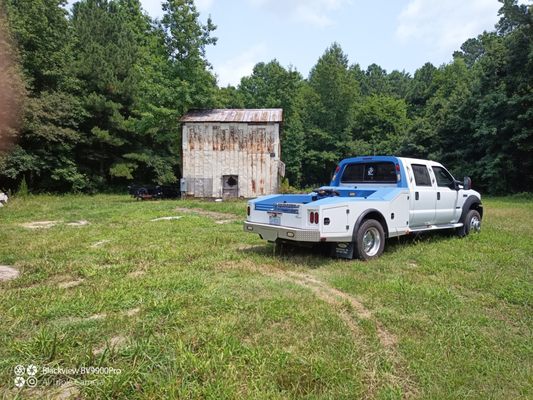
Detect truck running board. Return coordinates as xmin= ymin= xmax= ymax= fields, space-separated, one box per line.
xmin=407 ymin=223 xmax=463 ymax=233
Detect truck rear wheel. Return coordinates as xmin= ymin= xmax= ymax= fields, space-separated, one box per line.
xmin=355 ymin=219 xmax=385 ymax=260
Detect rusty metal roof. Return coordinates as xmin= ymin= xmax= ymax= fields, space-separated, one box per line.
xmin=180 ymin=109 xmax=283 ymax=123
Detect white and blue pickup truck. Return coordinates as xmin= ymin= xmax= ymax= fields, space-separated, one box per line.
xmin=244 ymin=156 xmax=483 ymax=260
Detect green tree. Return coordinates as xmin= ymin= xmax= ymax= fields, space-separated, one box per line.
xmin=351 ymin=94 xmax=410 ymax=156
xmin=71 ymin=0 xmax=151 ymax=187
xmin=469 ymin=0 xmax=533 ymax=192
xmin=238 ymin=60 xmax=305 ymax=185
xmin=361 ymin=63 xmax=390 ymax=96
xmin=1 ymin=0 xmax=86 ymax=191
xmin=302 ymin=43 xmax=359 ymax=185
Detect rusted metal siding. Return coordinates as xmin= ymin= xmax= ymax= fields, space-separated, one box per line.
xmin=180 ymin=108 xmax=283 ymax=123
xmin=182 ymin=122 xmax=282 ymax=198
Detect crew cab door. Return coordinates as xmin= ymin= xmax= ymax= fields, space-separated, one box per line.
xmin=409 ymin=163 xmax=436 ymax=227
xmin=431 ymin=165 xmax=460 ymax=224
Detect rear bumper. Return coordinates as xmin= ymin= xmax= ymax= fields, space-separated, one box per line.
xmin=243 ymin=221 xmax=321 ymax=242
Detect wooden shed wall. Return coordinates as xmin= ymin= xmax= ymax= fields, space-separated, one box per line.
xmin=182 ymin=122 xmax=281 ymax=198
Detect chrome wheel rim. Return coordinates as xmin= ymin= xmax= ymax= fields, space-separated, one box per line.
xmin=470 ymin=216 xmax=481 ymax=233
xmin=362 ymin=227 xmax=381 ymax=256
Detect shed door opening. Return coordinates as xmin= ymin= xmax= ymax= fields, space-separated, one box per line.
xmin=222 ymin=175 xmax=238 ymax=198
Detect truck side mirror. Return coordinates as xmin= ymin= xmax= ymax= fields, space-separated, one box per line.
xmin=463 ymin=176 xmax=472 ymax=191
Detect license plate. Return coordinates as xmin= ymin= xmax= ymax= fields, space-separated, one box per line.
xmin=269 ymin=214 xmax=281 ymax=225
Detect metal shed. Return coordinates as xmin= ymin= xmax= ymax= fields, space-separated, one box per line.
xmin=180 ymin=109 xmax=284 ymax=198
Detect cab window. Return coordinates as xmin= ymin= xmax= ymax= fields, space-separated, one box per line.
xmin=341 ymin=162 xmax=396 ymax=183
xmin=432 ymin=166 xmax=455 ymax=188
xmin=411 ymin=164 xmax=432 ymax=186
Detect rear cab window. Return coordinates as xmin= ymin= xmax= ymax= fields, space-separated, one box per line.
xmin=411 ymin=164 xmax=432 ymax=187
xmin=341 ymin=162 xmax=397 ymax=184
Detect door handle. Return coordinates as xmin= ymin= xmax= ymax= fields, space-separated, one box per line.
xmin=437 ymin=192 xmax=440 ymax=200
xmin=415 ymin=192 xmax=419 ymax=200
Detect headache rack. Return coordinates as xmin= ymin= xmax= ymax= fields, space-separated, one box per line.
xmin=254 ymin=202 xmax=301 ymax=214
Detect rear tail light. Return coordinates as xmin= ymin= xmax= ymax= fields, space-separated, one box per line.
xmin=309 ymin=211 xmax=319 ymax=224
xmin=247 ymin=206 xmax=250 ymax=216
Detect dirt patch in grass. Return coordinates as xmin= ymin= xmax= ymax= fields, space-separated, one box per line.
xmin=20 ymin=220 xmax=59 ymax=229
xmin=57 ymin=278 xmax=84 ymax=289
xmin=93 ymin=263 xmax=119 ymax=270
xmin=216 ymin=259 xmax=278 ymax=274
xmin=123 ymin=307 xmax=141 ymax=317
xmin=234 ymin=244 xmax=262 ymax=251
xmin=127 ymin=270 xmax=145 ymax=278
xmin=93 ymin=335 xmax=128 ymax=356
xmin=151 ymin=216 xmax=183 ymax=222
xmin=0 ymin=265 xmax=19 ymax=281
xmin=90 ymin=239 xmax=110 ymax=248
xmin=20 ymin=381 xmax=80 ymax=400
xmin=66 ymin=220 xmax=89 ymax=227
xmin=175 ymin=207 xmax=240 ymax=222
xmin=53 ymin=382 xmax=80 ymax=400
xmin=87 ymin=313 xmax=106 ymax=320
xmin=57 ymin=313 xmax=107 ymax=325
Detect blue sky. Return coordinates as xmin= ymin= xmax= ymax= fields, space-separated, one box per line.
xmin=70 ymin=0 xmax=512 ymax=86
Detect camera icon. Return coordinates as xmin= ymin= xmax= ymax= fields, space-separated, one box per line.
xmin=27 ymin=376 xmax=38 ymax=387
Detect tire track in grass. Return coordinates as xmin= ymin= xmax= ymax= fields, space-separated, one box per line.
xmin=174 ymin=207 xmax=240 ymax=223
xmin=262 ymin=269 xmax=417 ymax=399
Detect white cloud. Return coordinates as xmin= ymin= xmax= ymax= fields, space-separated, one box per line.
xmin=214 ymin=43 xmax=267 ymax=86
xmin=249 ymin=0 xmax=350 ymax=28
xmin=396 ymin=0 xmax=501 ymax=58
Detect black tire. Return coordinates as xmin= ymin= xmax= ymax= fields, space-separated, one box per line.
xmin=457 ymin=209 xmax=481 ymax=237
xmin=354 ymin=219 xmax=385 ymax=260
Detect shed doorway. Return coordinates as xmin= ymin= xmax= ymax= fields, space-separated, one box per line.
xmin=222 ymin=175 xmax=238 ymax=198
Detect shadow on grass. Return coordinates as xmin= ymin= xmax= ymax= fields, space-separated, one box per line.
xmin=239 ymin=242 xmax=337 ymax=269
xmin=240 ymin=229 xmax=460 ymax=266
xmin=384 ymin=229 xmax=459 ymax=255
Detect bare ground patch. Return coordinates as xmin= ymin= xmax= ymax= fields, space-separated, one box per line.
xmin=127 ymin=270 xmax=145 ymax=278
xmin=90 ymin=239 xmax=110 ymax=248
xmin=234 ymin=244 xmax=263 ymax=251
xmin=0 ymin=265 xmax=19 ymax=281
xmin=215 ymin=259 xmax=278 ymax=274
xmin=151 ymin=216 xmax=183 ymax=222
xmin=66 ymin=220 xmax=89 ymax=227
xmin=15 ymin=381 xmax=80 ymax=400
xmin=20 ymin=220 xmax=59 ymax=229
xmin=123 ymin=307 xmax=141 ymax=317
xmin=52 ymin=382 xmax=80 ymax=400
xmin=57 ymin=278 xmax=84 ymax=289
xmin=215 ymin=219 xmax=235 ymax=224
xmin=93 ymin=335 xmax=129 ymax=356
xmin=174 ymin=207 xmax=240 ymax=222
xmin=55 ymin=313 xmax=107 ymax=325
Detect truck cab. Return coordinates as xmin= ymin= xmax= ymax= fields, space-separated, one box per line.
xmin=244 ymin=156 xmax=482 ymax=260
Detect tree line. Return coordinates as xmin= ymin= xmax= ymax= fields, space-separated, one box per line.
xmin=0 ymin=0 xmax=531 ymax=194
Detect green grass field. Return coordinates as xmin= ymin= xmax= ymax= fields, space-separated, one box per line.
xmin=0 ymin=195 xmax=531 ymax=399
